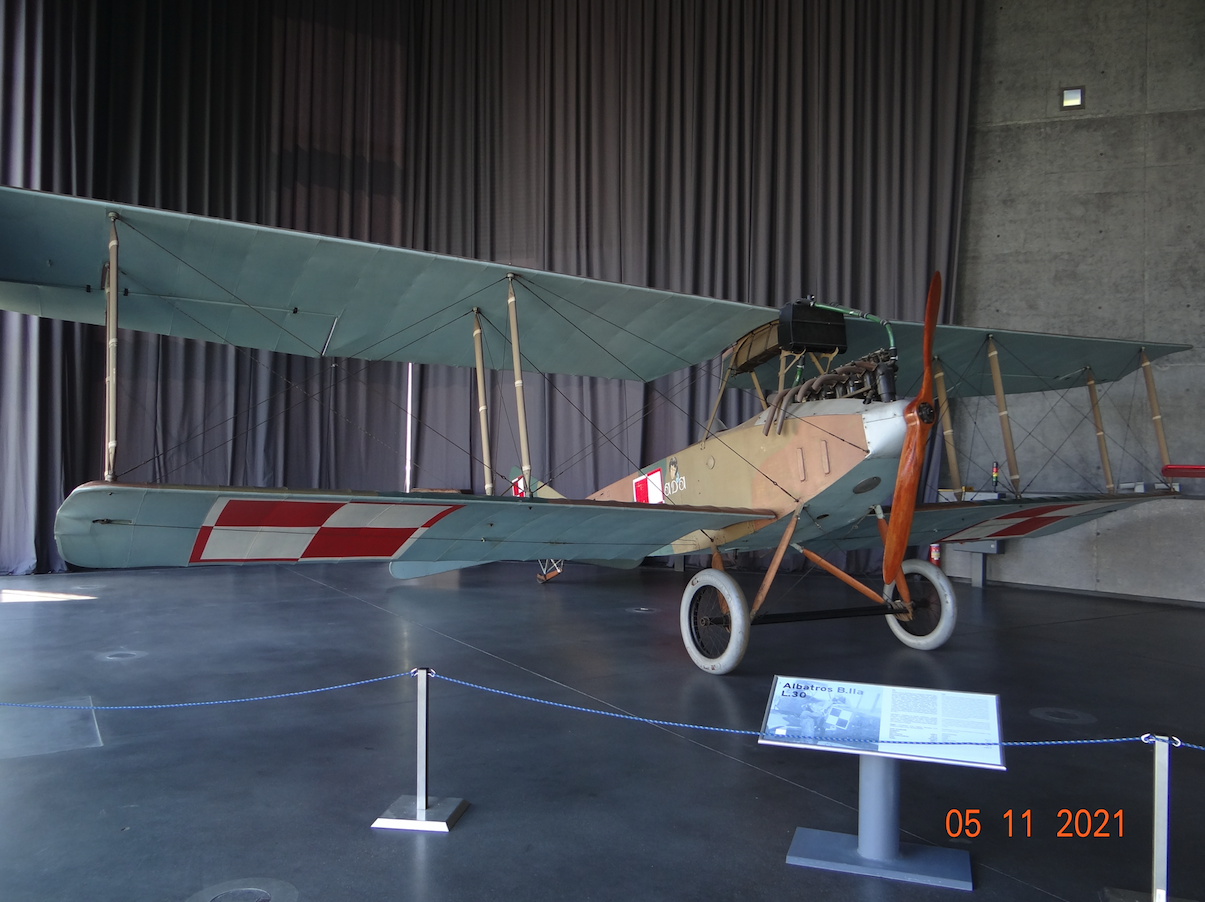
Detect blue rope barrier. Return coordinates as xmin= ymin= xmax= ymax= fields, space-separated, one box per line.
xmin=429 ymin=673 xmax=1153 ymax=748
xmin=0 ymin=667 xmax=1197 ymax=753
xmin=0 ymin=670 xmax=417 ymax=710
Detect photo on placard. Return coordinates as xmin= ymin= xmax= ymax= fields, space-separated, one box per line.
xmin=763 ymin=677 xmax=884 ymax=752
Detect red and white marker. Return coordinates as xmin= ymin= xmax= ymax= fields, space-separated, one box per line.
xmin=189 ymin=498 xmax=461 ymax=564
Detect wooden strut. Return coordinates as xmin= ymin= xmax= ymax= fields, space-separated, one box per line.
xmin=986 ymin=337 xmax=1022 ymax=495
xmin=710 ymin=543 xmax=725 ymax=572
xmin=404 ymin=362 xmax=414 ymax=492
xmin=506 ymin=276 xmax=533 ymax=490
xmin=797 ymin=546 xmax=886 ymax=606
xmin=875 ymin=513 xmax=910 ymax=606
xmin=702 ymin=358 xmax=733 ymax=446
xmin=749 ymin=370 xmax=768 ymax=411
xmin=103 ymin=214 xmax=119 ymax=482
xmin=1140 ymin=349 xmax=1171 ymax=470
xmin=471 ymin=309 xmax=494 ymax=495
xmin=1084 ymin=367 xmax=1114 ymax=493
xmin=750 ymin=512 xmax=799 ymax=616
xmin=933 ymin=359 xmax=962 ymax=498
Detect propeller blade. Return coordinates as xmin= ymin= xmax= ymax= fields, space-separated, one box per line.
xmin=882 ymin=272 xmax=942 ymax=586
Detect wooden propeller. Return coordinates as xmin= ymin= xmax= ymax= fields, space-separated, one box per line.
xmin=881 ymin=272 xmax=942 ymax=587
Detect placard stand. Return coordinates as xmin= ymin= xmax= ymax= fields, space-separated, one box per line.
xmin=786 ymin=755 xmax=972 ymax=891
xmin=372 ymin=668 xmax=468 ymax=833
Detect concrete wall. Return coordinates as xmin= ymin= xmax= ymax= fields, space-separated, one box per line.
xmin=953 ymin=0 xmax=1204 ymax=602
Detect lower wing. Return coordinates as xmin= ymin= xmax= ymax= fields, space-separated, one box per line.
xmin=55 ymin=482 xmax=774 ymax=570
xmin=791 ymin=494 xmax=1169 ymax=552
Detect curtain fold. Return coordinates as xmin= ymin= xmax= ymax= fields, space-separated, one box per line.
xmin=0 ymin=0 xmax=975 ymax=573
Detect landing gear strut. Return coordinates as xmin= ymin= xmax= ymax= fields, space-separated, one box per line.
xmin=678 ymin=559 xmax=958 ymax=674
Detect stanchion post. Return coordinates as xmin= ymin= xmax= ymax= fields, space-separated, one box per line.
xmin=371 ymin=668 xmax=468 ymax=833
xmin=416 ymin=667 xmax=429 ymax=811
xmin=1150 ymin=734 xmax=1174 ymax=902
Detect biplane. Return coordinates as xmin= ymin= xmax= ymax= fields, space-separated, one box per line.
xmin=0 ymin=186 xmax=1195 ymax=674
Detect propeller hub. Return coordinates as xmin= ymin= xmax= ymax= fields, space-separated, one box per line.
xmin=917 ymin=401 xmax=936 ymax=424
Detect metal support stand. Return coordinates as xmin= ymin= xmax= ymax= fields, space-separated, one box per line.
xmin=372 ymin=669 xmax=468 ymax=833
xmin=1151 ymin=735 xmax=1174 ymax=902
xmin=969 ymin=553 xmax=987 ymax=589
xmin=954 ymin=540 xmax=998 ymax=589
xmin=1107 ymin=735 xmax=1195 ymax=902
xmin=786 ymin=755 xmax=972 ymax=890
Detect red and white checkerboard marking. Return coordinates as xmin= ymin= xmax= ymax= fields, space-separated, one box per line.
xmin=940 ymin=501 xmax=1120 ymax=543
xmin=188 ymin=498 xmax=461 ymax=564
xmin=633 ymin=468 xmax=664 ymax=504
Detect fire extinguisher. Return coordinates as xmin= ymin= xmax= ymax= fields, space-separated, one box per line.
xmin=928 ymin=543 xmax=941 ymax=567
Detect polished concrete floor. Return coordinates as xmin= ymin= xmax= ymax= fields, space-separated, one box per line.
xmin=0 ymin=561 xmax=1201 ymax=901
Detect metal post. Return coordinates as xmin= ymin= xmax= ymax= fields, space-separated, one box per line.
xmin=472 ymin=310 xmax=495 ymax=495
xmin=1140 ymin=350 xmax=1172 ymax=471
xmin=103 ymin=214 xmax=119 ymax=482
xmin=986 ymin=337 xmax=1021 ymax=495
xmin=933 ymin=360 xmax=961 ymax=497
xmin=857 ymin=755 xmax=900 ymax=862
xmin=371 ymin=667 xmax=468 ymax=832
xmin=506 ymin=276 xmax=533 ymax=489
xmin=1085 ymin=368 xmax=1114 ymax=493
xmin=416 ymin=667 xmax=429 ymax=811
xmin=1151 ymin=735 xmax=1174 ymax=902
xmin=784 ymin=751 xmax=971 ymax=888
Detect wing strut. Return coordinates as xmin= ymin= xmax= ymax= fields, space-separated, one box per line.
xmin=1140 ymin=349 xmax=1172 ymax=471
xmin=472 ymin=309 xmax=495 ymax=495
xmin=933 ymin=359 xmax=961 ymax=498
xmin=506 ymin=275 xmax=533 ymax=491
xmin=1085 ymin=368 xmax=1115 ymax=493
xmin=103 ymin=213 xmax=119 ymax=482
xmin=986 ymin=336 xmax=1022 ymax=496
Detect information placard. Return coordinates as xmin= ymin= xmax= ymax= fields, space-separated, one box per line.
xmin=759 ymin=675 xmax=1004 ymax=770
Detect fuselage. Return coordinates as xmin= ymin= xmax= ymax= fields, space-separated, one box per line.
xmin=589 ymin=397 xmax=909 ymax=554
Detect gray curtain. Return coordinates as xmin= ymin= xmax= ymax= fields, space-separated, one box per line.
xmin=0 ymin=0 xmax=975 ymax=574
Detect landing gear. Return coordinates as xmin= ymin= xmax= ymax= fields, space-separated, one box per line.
xmin=536 ymin=559 xmax=564 ymax=583
xmin=885 ymin=559 xmax=957 ymax=650
xmin=680 ymin=569 xmax=750 ymax=674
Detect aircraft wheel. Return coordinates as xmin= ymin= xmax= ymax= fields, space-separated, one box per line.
xmin=885 ymin=559 xmax=957 ymax=651
xmin=680 ymin=568 xmax=750 ymax=674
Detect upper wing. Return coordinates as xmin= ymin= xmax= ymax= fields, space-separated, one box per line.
xmin=0 ymin=186 xmax=775 ymax=382
xmin=54 ymin=482 xmax=774 ymax=570
xmin=731 ymin=318 xmax=1190 ymax=398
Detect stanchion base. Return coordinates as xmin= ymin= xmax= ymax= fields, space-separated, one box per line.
xmin=372 ymin=795 xmax=469 ymax=832
xmin=786 ymin=826 xmax=972 ymax=891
